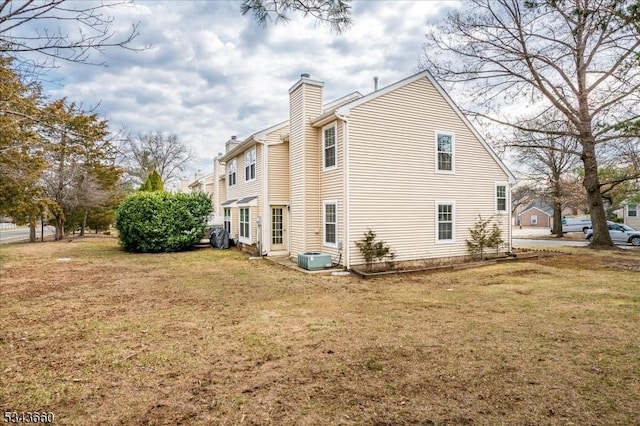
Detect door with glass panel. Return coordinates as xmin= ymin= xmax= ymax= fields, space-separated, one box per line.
xmin=271 ymin=206 xmax=287 ymax=251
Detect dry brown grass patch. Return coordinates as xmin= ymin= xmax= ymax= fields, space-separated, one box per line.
xmin=0 ymin=237 xmax=638 ymax=425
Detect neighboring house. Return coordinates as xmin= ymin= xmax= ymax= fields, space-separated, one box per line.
xmin=518 ymin=202 xmax=552 ymax=228
xmin=216 ymin=70 xmax=515 ymax=268
xmin=622 ymin=201 xmax=639 ymax=229
xmin=188 ymin=171 xmax=214 ymax=196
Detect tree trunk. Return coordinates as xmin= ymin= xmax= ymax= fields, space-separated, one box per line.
xmin=80 ymin=208 xmax=87 ymax=237
xmin=552 ymin=201 xmax=563 ymax=237
xmin=551 ymin=177 xmax=564 ymax=237
xmin=55 ymin=216 xmax=65 ymax=240
xmin=581 ymin=141 xmax=613 ymax=247
xmin=29 ymin=220 xmax=36 ymax=243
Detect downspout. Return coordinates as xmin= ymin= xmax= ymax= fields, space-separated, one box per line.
xmin=261 ymin=142 xmax=269 ymax=256
xmin=336 ymin=112 xmax=350 ymax=269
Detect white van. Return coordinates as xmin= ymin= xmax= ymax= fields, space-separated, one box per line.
xmin=562 ymin=216 xmax=592 ymax=233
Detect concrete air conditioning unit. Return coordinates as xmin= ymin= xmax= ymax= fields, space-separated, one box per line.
xmin=297 ymin=252 xmax=332 ymax=270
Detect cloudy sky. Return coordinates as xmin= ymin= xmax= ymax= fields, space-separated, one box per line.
xmin=43 ymin=0 xmax=457 ymax=184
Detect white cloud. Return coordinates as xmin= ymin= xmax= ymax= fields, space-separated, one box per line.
xmin=43 ymin=0 xmax=456 ymax=178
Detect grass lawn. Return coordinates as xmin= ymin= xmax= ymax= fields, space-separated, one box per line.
xmin=1 ymin=236 xmax=639 ymax=425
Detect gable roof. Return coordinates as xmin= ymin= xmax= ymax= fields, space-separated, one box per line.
xmin=520 ymin=201 xmax=553 ymax=216
xmin=335 ymin=70 xmax=516 ymax=183
xmin=219 ymin=92 xmax=363 ymax=164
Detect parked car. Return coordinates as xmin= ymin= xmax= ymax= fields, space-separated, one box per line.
xmin=562 ymin=216 xmax=592 ymax=233
xmin=585 ymin=223 xmax=640 ymax=246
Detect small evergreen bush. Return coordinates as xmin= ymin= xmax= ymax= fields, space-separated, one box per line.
xmin=466 ymin=215 xmax=504 ymax=260
xmin=115 ymin=191 xmax=211 ymax=253
xmin=355 ymin=229 xmax=394 ymax=271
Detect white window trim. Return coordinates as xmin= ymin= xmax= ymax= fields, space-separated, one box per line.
xmin=628 ymin=204 xmax=638 ymax=217
xmin=245 ymin=147 xmax=256 ymax=182
xmin=531 ymin=215 xmax=538 ymax=225
xmin=435 ymin=131 xmax=455 ymax=174
xmin=323 ymin=200 xmax=338 ymax=248
xmin=322 ymin=123 xmax=338 ymax=171
xmin=228 ymin=159 xmax=237 ymax=187
xmin=435 ymin=200 xmax=456 ymax=244
xmin=495 ymin=181 xmax=508 ymax=213
xmin=239 ymin=207 xmax=251 ymax=244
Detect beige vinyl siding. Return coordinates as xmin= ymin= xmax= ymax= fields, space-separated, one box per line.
xmin=267 ymin=132 xmax=290 ymax=204
xmin=225 ymin=143 xmax=263 ymax=244
xmin=319 ymin=120 xmax=345 ymax=260
xmin=625 ymin=204 xmax=640 ymax=229
xmin=347 ymin=77 xmax=510 ymax=264
xmin=289 ymin=82 xmax=323 ymax=257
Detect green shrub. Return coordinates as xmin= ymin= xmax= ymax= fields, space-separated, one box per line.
xmin=115 ymin=191 xmax=211 ymax=253
xmin=355 ymin=229 xmax=394 ymax=271
xmin=466 ymin=215 xmax=504 ymax=260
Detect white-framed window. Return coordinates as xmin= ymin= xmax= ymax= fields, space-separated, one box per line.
xmin=323 ymin=200 xmax=337 ymax=247
xmin=245 ymin=148 xmax=256 ymax=181
xmin=228 ymin=160 xmax=237 ymax=187
xmin=629 ymin=204 xmax=638 ymax=217
xmin=323 ymin=124 xmax=337 ymax=170
xmin=435 ymin=131 xmax=454 ymax=173
xmin=435 ymin=200 xmax=455 ymax=243
xmin=239 ymin=207 xmax=250 ymax=242
xmin=495 ymin=182 xmax=508 ymax=213
xmin=224 ymin=208 xmax=231 ymax=234
xmin=531 ymin=215 xmax=538 ymax=225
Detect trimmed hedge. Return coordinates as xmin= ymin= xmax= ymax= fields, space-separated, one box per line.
xmin=115 ymin=191 xmax=211 ymax=253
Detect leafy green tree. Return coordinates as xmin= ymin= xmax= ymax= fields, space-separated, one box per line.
xmin=139 ymin=169 xmax=164 ymax=192
xmin=0 ymin=57 xmax=47 ymax=241
xmin=38 ymin=99 xmax=114 ymax=240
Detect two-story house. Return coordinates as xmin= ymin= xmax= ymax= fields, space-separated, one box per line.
xmin=216 ymin=70 xmax=515 ymax=269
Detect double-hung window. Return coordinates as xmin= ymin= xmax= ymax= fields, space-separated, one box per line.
xmin=629 ymin=204 xmax=638 ymax=217
xmin=323 ymin=124 xmax=336 ymax=170
xmin=223 ymin=208 xmax=231 ymax=234
xmin=228 ymin=160 xmax=237 ymax=187
xmin=436 ymin=201 xmax=455 ymax=243
xmin=239 ymin=208 xmax=250 ymax=242
xmin=245 ymin=148 xmax=256 ymax=181
xmin=496 ymin=183 xmax=507 ymax=213
xmin=323 ymin=201 xmax=337 ymax=246
xmin=436 ymin=132 xmax=454 ymax=173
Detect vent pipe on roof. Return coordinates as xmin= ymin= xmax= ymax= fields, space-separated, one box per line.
xmin=374 ymin=76 xmax=379 ymax=91
xmin=301 ymin=73 xmax=310 ymax=78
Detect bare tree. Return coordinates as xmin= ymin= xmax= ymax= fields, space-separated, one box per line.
xmin=0 ymin=0 xmax=144 ymax=71
xmin=240 ymin=0 xmax=352 ymax=33
xmin=510 ymin=114 xmax=581 ymax=236
xmin=119 ymin=131 xmax=194 ymax=187
xmin=421 ymin=0 xmax=640 ymax=247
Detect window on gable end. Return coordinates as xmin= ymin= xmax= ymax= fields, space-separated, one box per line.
xmin=436 ymin=132 xmax=454 ymax=173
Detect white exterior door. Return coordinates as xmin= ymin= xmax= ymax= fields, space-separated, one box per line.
xmin=271 ymin=206 xmax=287 ymax=252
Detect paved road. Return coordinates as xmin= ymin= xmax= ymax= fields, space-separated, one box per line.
xmin=513 ymin=238 xmax=589 ymax=248
xmin=513 ymin=238 xmax=639 ymax=250
xmin=0 ymin=226 xmax=55 ymax=244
